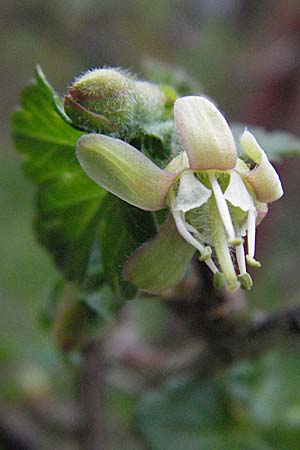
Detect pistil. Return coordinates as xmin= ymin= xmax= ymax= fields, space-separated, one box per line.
xmin=208 ymin=172 xmax=240 ymax=245
xmin=210 ymin=198 xmax=240 ymax=290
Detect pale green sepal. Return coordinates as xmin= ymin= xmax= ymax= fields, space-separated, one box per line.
xmin=76 ymin=134 xmax=178 ymax=211
xmin=255 ymin=201 xmax=268 ymax=226
xmin=173 ymin=170 xmax=211 ymax=212
xmin=174 ymin=96 xmax=237 ymax=170
xmin=240 ymin=130 xmax=284 ymax=202
xmin=123 ymin=214 xmax=195 ymax=293
xmin=224 ymin=171 xmax=254 ymax=212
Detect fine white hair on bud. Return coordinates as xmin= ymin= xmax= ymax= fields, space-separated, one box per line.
xmin=64 ymin=67 xmax=169 ymax=134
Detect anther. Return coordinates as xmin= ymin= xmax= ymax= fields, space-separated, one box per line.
xmin=213 ymin=271 xmax=226 ymax=289
xmin=238 ymin=272 xmax=253 ymax=290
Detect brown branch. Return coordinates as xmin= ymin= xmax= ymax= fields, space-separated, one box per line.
xmin=0 ymin=397 xmax=83 ymax=450
xmin=79 ymin=341 xmax=111 ymax=450
xmin=159 ymin=262 xmax=300 ymax=375
xmin=103 ymin=301 xmax=300 ymax=396
xmin=190 ymin=303 xmax=300 ymax=376
xmin=0 ymin=404 xmax=46 ymax=450
xmin=241 ymin=304 xmax=300 ymax=356
xmin=29 ymin=397 xmax=83 ymax=436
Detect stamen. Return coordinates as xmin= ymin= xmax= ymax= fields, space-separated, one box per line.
xmin=184 ymin=222 xmax=212 ymax=262
xmin=205 ymin=258 xmax=219 ymax=274
xmin=208 ymin=173 xmax=237 ymax=244
xmin=236 ymin=242 xmax=246 ymax=275
xmin=199 ymin=246 xmax=212 ymax=262
xmin=184 ymin=222 xmax=199 ymax=234
xmin=238 ymin=272 xmax=253 ymax=290
xmin=214 ymin=271 xmax=226 ymax=288
xmin=172 ymin=210 xmax=205 ymax=253
xmin=247 ymin=208 xmax=256 ymax=258
xmin=246 ymin=208 xmax=261 ymax=268
xmin=172 ymin=209 xmax=219 ymax=273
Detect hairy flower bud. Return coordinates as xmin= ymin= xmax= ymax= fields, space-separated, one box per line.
xmin=64 ymin=68 xmax=137 ymax=133
xmin=134 ymin=81 xmax=170 ymax=121
xmin=64 ymin=67 xmax=174 ymax=134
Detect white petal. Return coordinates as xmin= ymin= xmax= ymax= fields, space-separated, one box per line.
xmin=174 ymin=96 xmax=237 ymax=170
xmin=165 ymin=151 xmax=189 ymax=172
xmin=224 ymin=171 xmax=254 ymax=212
xmin=240 ymin=130 xmax=283 ymax=202
xmin=173 ymin=170 xmax=211 ymax=212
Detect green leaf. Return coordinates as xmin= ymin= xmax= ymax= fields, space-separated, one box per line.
xmin=137 ymin=377 xmax=228 ymax=450
xmin=12 ymin=66 xmax=83 ymax=183
xmin=137 ymin=376 xmax=274 ymax=450
xmin=138 ymin=120 xmax=175 ymax=168
xmin=80 ymin=284 xmax=122 ymax=320
xmin=124 ymin=214 xmax=194 ymax=293
xmin=43 ymin=249 xmax=126 ymax=351
xmin=232 ymin=123 xmax=300 ymax=160
xmin=99 ymin=195 xmax=157 ymax=298
xmin=78 ymin=247 xmax=124 ymax=320
xmin=225 ymin=353 xmax=300 ymax=450
xmin=12 ymin=67 xmax=169 ymax=299
xmin=40 ymin=277 xmax=65 ymax=330
xmin=12 ymin=66 xmax=107 ymax=280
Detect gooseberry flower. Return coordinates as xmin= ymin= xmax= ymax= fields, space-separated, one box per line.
xmin=76 ymin=96 xmax=283 ymax=292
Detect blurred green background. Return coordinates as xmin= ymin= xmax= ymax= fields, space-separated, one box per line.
xmin=2 ymin=1 xmax=300 ymax=449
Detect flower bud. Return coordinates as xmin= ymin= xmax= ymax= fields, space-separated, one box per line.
xmin=134 ymin=81 xmax=170 ymax=122
xmin=64 ymin=68 xmax=137 ymax=133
